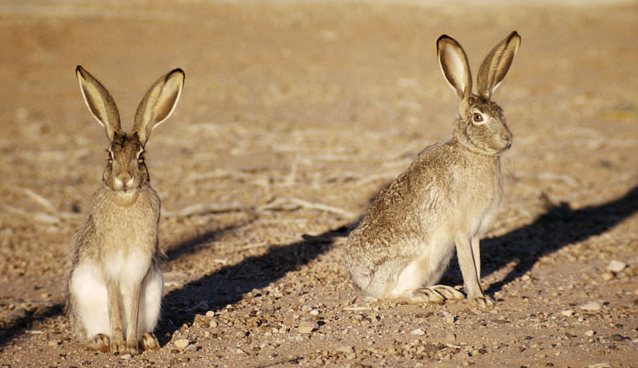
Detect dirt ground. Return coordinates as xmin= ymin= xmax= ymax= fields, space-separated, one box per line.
xmin=1 ymin=0 xmax=637 ymax=367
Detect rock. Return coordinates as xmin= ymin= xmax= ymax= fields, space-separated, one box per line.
xmin=585 ymin=330 xmax=595 ymax=337
xmin=209 ymin=320 xmax=218 ymax=328
xmin=587 ymin=363 xmax=611 ymax=368
xmin=309 ymin=309 xmax=320 ymax=316
xmin=411 ymin=328 xmax=425 ymax=336
xmin=336 ymin=345 xmax=354 ymax=354
xmin=601 ymin=272 xmax=614 ymax=281
xmin=119 ymin=354 xmax=131 ymax=360
xmin=9 ymin=308 xmax=27 ymax=321
xmin=442 ymin=311 xmax=455 ymax=324
xmin=560 ymin=310 xmax=574 ymax=317
xmin=174 ymin=338 xmax=190 ymax=350
xmin=205 ymin=311 xmax=216 ymax=318
xmin=610 ymin=334 xmax=627 ymax=342
xmin=579 ymin=301 xmax=601 ymax=312
xmin=299 ymin=321 xmax=317 ymax=334
xmin=606 ymin=260 xmax=626 ymax=273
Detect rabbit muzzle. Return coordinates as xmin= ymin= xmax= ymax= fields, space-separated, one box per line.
xmin=113 ymin=171 xmax=136 ymax=192
xmin=498 ymin=128 xmax=513 ymax=151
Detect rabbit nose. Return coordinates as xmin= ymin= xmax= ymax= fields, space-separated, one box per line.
xmin=502 ymin=131 xmax=513 ymax=144
xmin=117 ymin=172 xmax=133 ymax=188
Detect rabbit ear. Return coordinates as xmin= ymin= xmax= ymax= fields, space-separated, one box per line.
xmin=75 ymin=66 xmax=121 ymax=142
xmin=134 ymin=68 xmax=185 ymax=145
xmin=437 ymin=35 xmax=472 ymax=102
xmin=477 ymin=31 xmax=521 ymax=99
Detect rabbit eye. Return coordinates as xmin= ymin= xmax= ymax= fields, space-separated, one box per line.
xmin=106 ymin=149 xmax=114 ymax=163
xmin=472 ymin=113 xmax=484 ymax=123
xmin=136 ymin=149 xmax=145 ymax=163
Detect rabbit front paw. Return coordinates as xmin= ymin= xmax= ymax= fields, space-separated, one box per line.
xmin=110 ymin=334 xmax=126 ymax=354
xmin=471 ymin=295 xmax=495 ymax=310
xmin=141 ymin=332 xmax=160 ymax=351
xmin=86 ymin=333 xmax=110 ymax=352
xmin=125 ymin=339 xmax=139 ymax=355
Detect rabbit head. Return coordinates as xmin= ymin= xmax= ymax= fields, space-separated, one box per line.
xmin=76 ymin=66 xmax=184 ymax=194
xmin=437 ymin=31 xmax=521 ymax=155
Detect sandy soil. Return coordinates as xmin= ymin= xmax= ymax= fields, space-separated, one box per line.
xmin=1 ymin=1 xmax=637 ymax=367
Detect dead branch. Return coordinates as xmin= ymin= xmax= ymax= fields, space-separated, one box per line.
xmin=20 ymin=188 xmax=57 ymax=212
xmin=163 ymin=202 xmax=251 ymax=218
xmin=258 ymin=196 xmax=355 ymax=218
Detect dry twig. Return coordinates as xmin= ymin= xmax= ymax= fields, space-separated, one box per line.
xmin=163 ymin=202 xmax=251 ymax=218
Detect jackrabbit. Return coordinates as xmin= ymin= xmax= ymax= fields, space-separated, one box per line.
xmin=68 ymin=66 xmax=184 ymax=354
xmin=345 ymin=32 xmax=521 ymax=308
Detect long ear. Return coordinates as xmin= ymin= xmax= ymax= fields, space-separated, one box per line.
xmin=134 ymin=68 xmax=185 ymax=145
xmin=437 ymin=35 xmax=472 ymax=101
xmin=477 ymin=31 xmax=521 ymax=99
xmin=75 ymin=65 xmax=121 ymax=142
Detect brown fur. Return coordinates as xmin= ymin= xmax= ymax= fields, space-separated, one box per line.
xmin=67 ymin=65 xmax=184 ymax=354
xmin=345 ymin=32 xmax=521 ymax=308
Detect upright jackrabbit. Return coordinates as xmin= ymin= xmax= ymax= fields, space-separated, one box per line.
xmin=345 ymin=32 xmax=521 ymax=308
xmin=68 ymin=66 xmax=184 ymax=354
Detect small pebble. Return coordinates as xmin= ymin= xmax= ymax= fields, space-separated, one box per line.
xmin=174 ymin=338 xmax=190 ymax=350
xmin=585 ymin=330 xmax=595 ymax=337
xmin=205 ymin=311 xmax=216 ymax=318
xmin=209 ymin=320 xmax=218 ymax=328
xmin=588 ymin=363 xmax=611 ymax=368
xmin=336 ymin=345 xmax=354 ymax=354
xmin=411 ymin=328 xmax=426 ymax=336
xmin=299 ymin=321 xmax=317 ymax=334
xmin=606 ymin=260 xmax=626 ymax=273
xmin=579 ymin=301 xmax=601 ymax=311
xmin=119 ymin=354 xmax=131 ymax=360
xmin=442 ymin=311 xmax=455 ymax=324
xmin=610 ymin=334 xmax=627 ymax=342
xmin=601 ymin=272 xmax=614 ymax=281
xmin=560 ymin=310 xmax=574 ymax=317
xmin=309 ymin=309 xmax=320 ymax=316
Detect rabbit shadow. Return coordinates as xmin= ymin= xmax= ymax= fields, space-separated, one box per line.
xmin=157 ymin=223 xmax=353 ymax=343
xmin=441 ymin=185 xmax=638 ymax=294
xmin=0 ymin=303 xmax=64 ymax=348
xmin=164 ymin=219 xmax=257 ymax=262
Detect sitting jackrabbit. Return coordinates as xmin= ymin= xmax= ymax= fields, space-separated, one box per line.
xmin=345 ymin=32 xmax=521 ymax=308
xmin=68 ymin=66 xmax=184 ymax=354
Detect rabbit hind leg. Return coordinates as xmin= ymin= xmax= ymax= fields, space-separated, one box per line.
xmin=69 ymin=260 xmax=111 ymax=350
